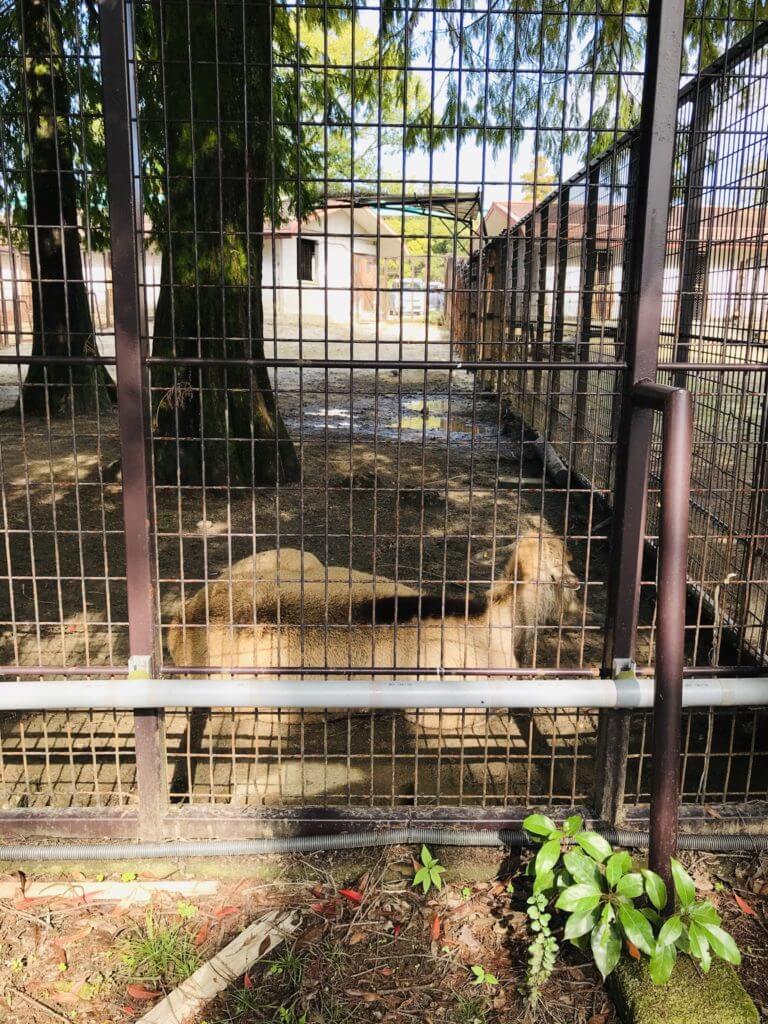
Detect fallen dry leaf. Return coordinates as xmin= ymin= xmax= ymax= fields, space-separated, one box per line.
xmin=310 ymin=900 xmax=338 ymax=917
xmin=295 ymin=923 xmax=327 ymax=949
xmin=213 ymin=905 xmax=240 ymax=919
xmin=126 ymin=984 xmax=160 ymax=1001
xmin=51 ymin=990 xmax=80 ymax=1006
xmin=347 ymin=991 xmax=379 ymax=1002
xmin=244 ymin=972 xmax=254 ymax=991
xmin=588 ymin=1014 xmax=609 ymax=1024
xmin=339 ymin=888 xmax=363 ymax=904
xmin=626 ymin=940 xmax=641 ymax=960
xmin=194 ymin=922 xmax=211 ymax=947
xmin=53 ymin=925 xmax=93 ymax=948
xmin=349 ymin=931 xmax=367 ymax=946
xmin=430 ymin=914 xmax=441 ymax=942
xmin=734 ymin=893 xmax=757 ymax=916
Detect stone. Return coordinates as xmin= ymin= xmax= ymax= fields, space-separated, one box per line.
xmin=610 ymin=955 xmax=759 ymax=1024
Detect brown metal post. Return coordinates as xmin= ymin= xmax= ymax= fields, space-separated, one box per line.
xmin=634 ymin=384 xmax=692 ymax=889
xmin=549 ymin=188 xmax=569 ymax=437
xmin=574 ymin=166 xmax=600 ymax=446
xmin=100 ymin=0 xmax=167 ymax=839
xmin=596 ymin=0 xmax=686 ymax=825
xmin=673 ymin=83 xmax=711 ymax=388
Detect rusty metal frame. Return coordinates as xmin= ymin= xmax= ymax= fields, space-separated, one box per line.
xmin=595 ymin=0 xmax=686 ymax=826
xmin=633 ymin=383 xmax=693 ymax=886
xmin=99 ymin=0 xmax=166 ymax=840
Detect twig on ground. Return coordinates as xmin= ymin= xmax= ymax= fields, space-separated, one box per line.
xmin=8 ymin=986 xmax=72 ymax=1024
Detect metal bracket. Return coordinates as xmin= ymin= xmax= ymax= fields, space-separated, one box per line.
xmin=612 ymin=658 xmax=638 ymax=681
xmin=128 ymin=655 xmax=153 ymax=680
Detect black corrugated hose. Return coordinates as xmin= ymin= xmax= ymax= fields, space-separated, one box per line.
xmin=0 ymin=826 xmax=766 ymax=861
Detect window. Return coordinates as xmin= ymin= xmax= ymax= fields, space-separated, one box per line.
xmin=297 ymin=238 xmax=317 ymax=282
xmin=595 ymin=248 xmax=612 ymax=286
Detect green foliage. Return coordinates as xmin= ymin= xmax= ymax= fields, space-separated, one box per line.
xmin=525 ymin=889 xmax=559 ymax=1006
xmin=412 ymin=845 xmax=447 ymax=895
xmin=521 ymin=157 xmax=557 ymax=203
xmin=266 ymin=949 xmax=306 ymax=988
xmin=452 ymin=995 xmax=488 ymax=1024
xmin=521 ymin=816 xmax=740 ymax=998
xmin=470 ymin=964 xmax=499 ymax=987
xmin=121 ymin=911 xmax=201 ymax=989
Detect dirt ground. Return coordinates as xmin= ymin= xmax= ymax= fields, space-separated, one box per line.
xmin=0 ymin=848 xmax=765 ymax=1024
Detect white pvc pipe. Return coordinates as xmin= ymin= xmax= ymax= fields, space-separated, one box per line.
xmin=0 ymin=677 xmax=766 ymax=710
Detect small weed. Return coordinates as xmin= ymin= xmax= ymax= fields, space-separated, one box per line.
xmin=122 ymin=911 xmax=200 ymax=989
xmin=121 ymin=871 xmax=137 ymax=883
xmin=176 ymin=900 xmax=198 ymax=919
xmin=412 ymin=845 xmax=446 ymax=895
xmin=453 ymin=994 xmax=489 ymax=1024
xmin=470 ymin=965 xmax=499 ymax=987
xmin=266 ymin=948 xmax=305 ymax=987
xmin=274 ymin=1009 xmax=307 ymax=1024
xmin=228 ymin=985 xmax=263 ymax=1019
xmin=461 ymin=886 xmax=472 ymax=898
xmin=9 ymin=957 xmax=24 ymax=974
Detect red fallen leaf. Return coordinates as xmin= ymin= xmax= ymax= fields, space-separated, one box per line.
xmin=126 ymin=984 xmax=161 ymax=1001
xmin=392 ymin=923 xmax=402 ymax=938
xmin=213 ymin=906 xmax=240 ymax=919
xmin=379 ymin=967 xmax=394 ymax=976
xmin=734 ymin=893 xmax=757 ymax=916
xmin=194 ymin=922 xmax=211 ymax=947
xmin=311 ymin=900 xmax=338 ymax=917
xmin=13 ymin=897 xmax=48 ymax=909
xmin=430 ymin=914 xmax=441 ymax=942
xmin=626 ymin=941 xmax=641 ymax=960
xmin=243 ymin=972 xmax=254 ymax=991
xmin=339 ymin=888 xmax=363 ymax=904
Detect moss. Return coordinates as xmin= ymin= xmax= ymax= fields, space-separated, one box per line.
xmin=611 ymin=956 xmax=759 ymax=1024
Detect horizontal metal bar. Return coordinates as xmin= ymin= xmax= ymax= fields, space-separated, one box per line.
xmin=657 ymin=362 xmax=768 ymax=372
xmin=1 ymin=677 xmax=766 ymax=710
xmin=0 ymin=354 xmax=117 ymax=366
xmin=144 ymin=356 xmax=626 ymax=371
xmin=161 ymin=665 xmax=600 ymax=678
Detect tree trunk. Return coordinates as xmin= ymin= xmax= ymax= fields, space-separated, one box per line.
xmin=150 ymin=0 xmax=300 ymax=486
xmin=17 ymin=0 xmax=115 ymax=417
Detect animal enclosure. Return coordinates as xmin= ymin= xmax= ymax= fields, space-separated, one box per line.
xmin=0 ymin=0 xmax=766 ymax=840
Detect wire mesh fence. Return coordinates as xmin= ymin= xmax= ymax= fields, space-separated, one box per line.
xmin=0 ymin=0 xmax=766 ymax=836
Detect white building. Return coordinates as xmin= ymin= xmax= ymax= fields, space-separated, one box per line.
xmin=262 ymin=202 xmax=403 ymax=325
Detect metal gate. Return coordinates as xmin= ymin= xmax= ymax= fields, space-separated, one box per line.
xmin=0 ymin=0 xmax=766 ymax=843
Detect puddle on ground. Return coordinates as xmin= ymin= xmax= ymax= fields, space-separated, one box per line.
xmin=286 ymin=395 xmax=499 ymax=442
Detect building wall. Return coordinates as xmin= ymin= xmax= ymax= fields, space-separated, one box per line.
xmin=262 ymin=208 xmax=379 ymax=322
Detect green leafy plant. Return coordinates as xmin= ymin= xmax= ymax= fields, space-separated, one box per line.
xmin=176 ymin=900 xmax=198 ymax=919
xmin=470 ymin=964 xmax=499 ymax=987
xmin=522 ymin=815 xmax=741 ymax=997
xmin=648 ymin=858 xmax=741 ymax=984
xmin=412 ymin=846 xmax=446 ymax=895
xmin=525 ymin=890 xmax=559 ymax=1006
